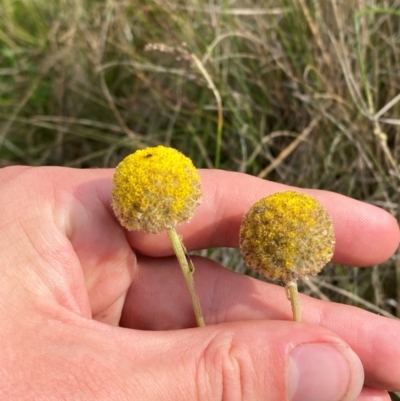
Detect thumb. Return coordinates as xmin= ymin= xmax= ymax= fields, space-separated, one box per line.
xmin=115 ymin=320 xmax=364 ymax=401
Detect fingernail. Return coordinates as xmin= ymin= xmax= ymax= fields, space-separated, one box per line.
xmin=288 ymin=343 xmax=364 ymax=401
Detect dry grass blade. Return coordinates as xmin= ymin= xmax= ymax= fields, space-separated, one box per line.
xmin=309 ymin=277 xmax=396 ymax=319
xmin=258 ymin=116 xmax=320 ymax=179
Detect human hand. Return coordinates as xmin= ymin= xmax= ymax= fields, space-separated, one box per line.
xmin=1 ymin=166 xmax=398 ymax=400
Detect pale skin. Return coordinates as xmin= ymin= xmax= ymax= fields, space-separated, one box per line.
xmin=1 ymin=166 xmax=399 ymax=401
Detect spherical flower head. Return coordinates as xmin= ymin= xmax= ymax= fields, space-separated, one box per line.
xmin=239 ymin=191 xmax=335 ymax=282
xmin=112 ymin=146 xmax=202 ymax=233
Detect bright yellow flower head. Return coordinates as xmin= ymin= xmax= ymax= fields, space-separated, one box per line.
xmin=112 ymin=146 xmax=202 ymax=233
xmin=239 ymin=191 xmax=335 ymax=282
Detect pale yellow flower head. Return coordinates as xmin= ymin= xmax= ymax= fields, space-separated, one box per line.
xmin=239 ymin=191 xmax=335 ymax=282
xmin=112 ymin=146 xmax=202 ymax=233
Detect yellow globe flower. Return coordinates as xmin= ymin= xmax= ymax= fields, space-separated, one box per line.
xmin=239 ymin=191 xmax=335 ymax=282
xmin=112 ymin=146 xmax=202 ymax=233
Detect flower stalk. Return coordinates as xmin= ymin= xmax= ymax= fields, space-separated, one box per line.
xmin=167 ymin=228 xmax=205 ymax=327
xmin=286 ymin=281 xmax=301 ymax=322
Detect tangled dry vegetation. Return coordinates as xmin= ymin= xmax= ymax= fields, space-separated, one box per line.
xmin=1 ymin=0 xmax=400 ymax=355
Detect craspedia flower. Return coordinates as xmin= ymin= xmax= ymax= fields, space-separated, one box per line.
xmin=112 ymin=145 xmax=202 ymax=233
xmin=239 ymin=191 xmax=335 ymax=282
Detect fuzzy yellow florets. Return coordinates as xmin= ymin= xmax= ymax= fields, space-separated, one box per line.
xmin=112 ymin=146 xmax=202 ymax=233
xmin=239 ymin=191 xmax=335 ymax=282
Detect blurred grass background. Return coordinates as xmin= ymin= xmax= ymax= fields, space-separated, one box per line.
xmin=1 ymin=0 xmax=400 ymax=395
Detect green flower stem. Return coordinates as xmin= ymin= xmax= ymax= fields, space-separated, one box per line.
xmin=286 ymin=281 xmax=301 ymax=322
xmin=167 ymin=228 xmax=205 ymax=327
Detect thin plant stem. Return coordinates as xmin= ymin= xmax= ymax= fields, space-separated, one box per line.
xmin=190 ymin=54 xmax=223 ymax=169
xmin=167 ymin=228 xmax=205 ymax=327
xmin=285 ymin=281 xmax=301 ymax=322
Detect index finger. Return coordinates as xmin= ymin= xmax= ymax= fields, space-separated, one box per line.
xmin=126 ymin=169 xmax=399 ymax=267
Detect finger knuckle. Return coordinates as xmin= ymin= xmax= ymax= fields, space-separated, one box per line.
xmin=195 ymin=331 xmax=256 ymax=401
